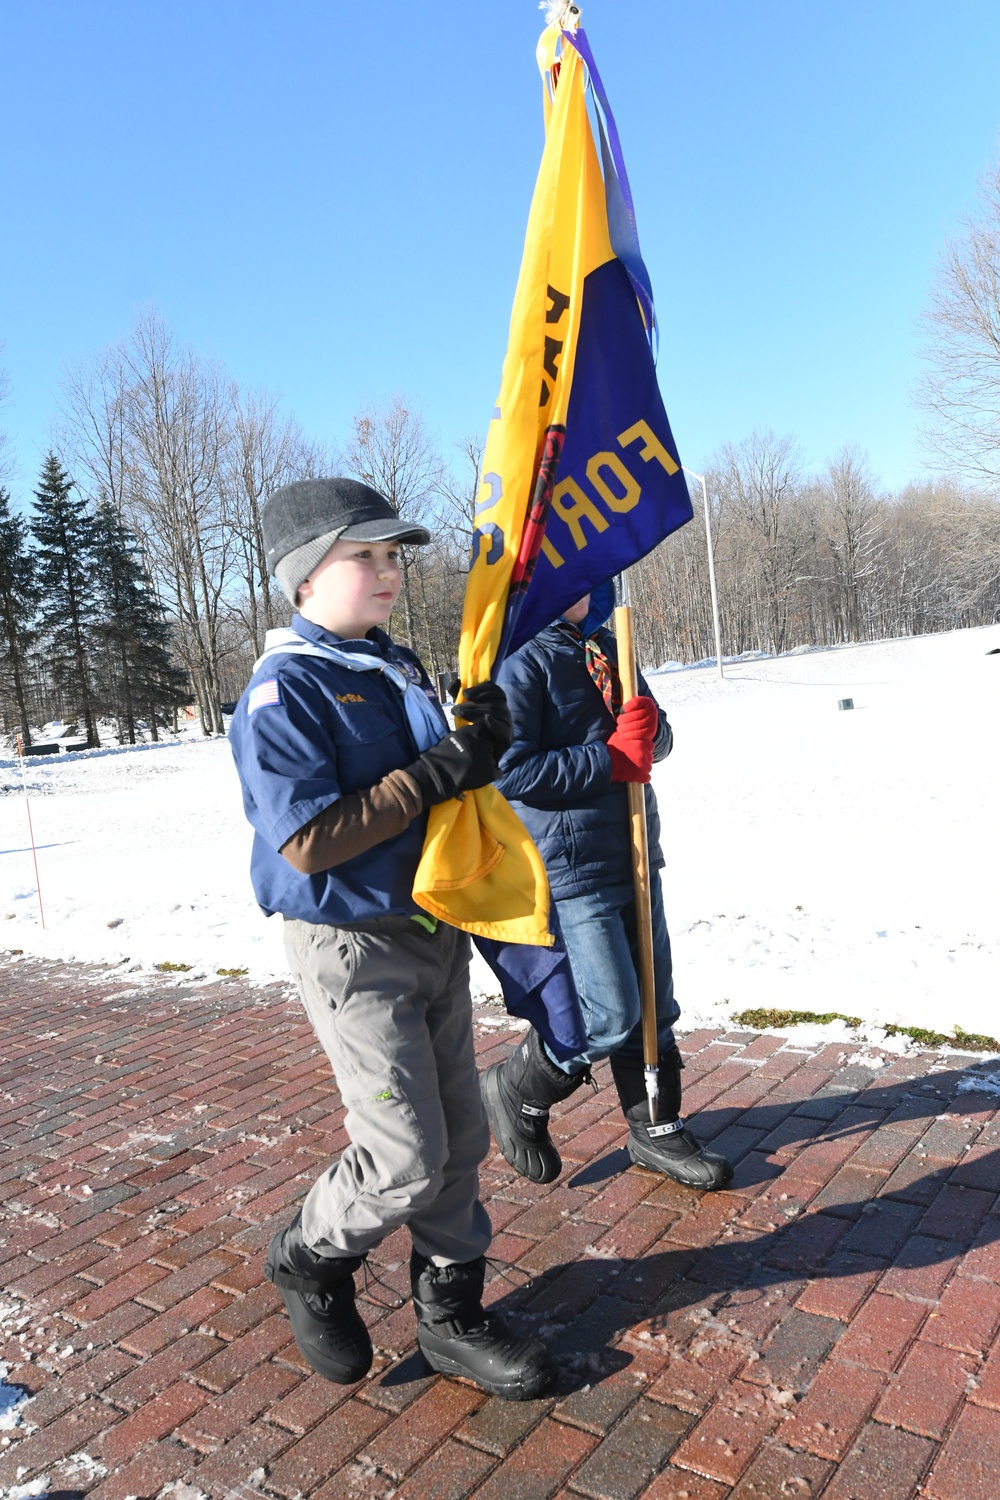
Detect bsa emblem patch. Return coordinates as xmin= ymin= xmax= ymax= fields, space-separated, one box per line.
xmin=395 ymin=658 xmax=423 ymax=685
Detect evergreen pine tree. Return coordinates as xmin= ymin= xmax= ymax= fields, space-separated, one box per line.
xmin=0 ymin=486 xmax=40 ymax=747
xmin=30 ymin=453 xmax=102 ymax=747
xmin=91 ymin=499 xmax=189 ymax=743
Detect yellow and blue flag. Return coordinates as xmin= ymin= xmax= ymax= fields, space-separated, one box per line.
xmin=462 ymin=16 xmax=693 ymax=677
xmin=412 ymin=14 xmax=692 ymax=1054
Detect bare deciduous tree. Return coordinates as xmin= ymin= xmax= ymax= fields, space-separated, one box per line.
xmin=919 ymin=158 xmax=1000 ymax=487
xmin=818 ymin=444 xmax=883 ymax=642
xmin=894 ymin=480 xmax=1000 ymax=625
xmin=716 ymin=430 xmax=808 ymax=654
xmin=221 ymin=387 xmax=326 ymax=656
xmin=439 ymin=435 xmax=483 ymax=546
xmin=409 ymin=435 xmax=486 ymax=678
xmin=123 ymin=312 xmax=233 ymax=734
xmin=343 ymin=395 xmax=444 ymax=655
xmin=62 ymin=312 xmax=233 ymax=734
xmin=59 ymin=344 xmax=132 ymax=518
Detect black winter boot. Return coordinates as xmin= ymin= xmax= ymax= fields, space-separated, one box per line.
xmin=411 ymin=1251 xmax=555 ymax=1400
xmin=265 ymin=1214 xmax=372 ymax=1383
xmin=481 ymin=1027 xmax=587 ymax=1183
xmin=610 ymin=1048 xmax=733 ymax=1190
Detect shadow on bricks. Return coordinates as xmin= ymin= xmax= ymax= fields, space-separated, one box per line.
xmin=466 ymin=1059 xmax=1000 ymax=1395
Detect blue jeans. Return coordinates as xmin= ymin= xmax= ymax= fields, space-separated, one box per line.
xmin=549 ymin=876 xmax=680 ymax=1073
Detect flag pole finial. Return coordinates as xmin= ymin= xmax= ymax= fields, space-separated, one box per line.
xmin=540 ymin=2 xmax=581 ymax=27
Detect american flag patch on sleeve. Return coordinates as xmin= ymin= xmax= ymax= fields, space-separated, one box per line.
xmin=248 ymin=679 xmax=281 ymax=713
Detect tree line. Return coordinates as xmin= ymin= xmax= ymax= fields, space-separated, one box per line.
xmin=0 ymin=312 xmax=481 ymax=746
xmin=3 ymin=148 xmax=1000 ymax=749
xmin=627 ymin=152 xmax=1000 ymax=669
xmin=630 ymin=437 xmax=1000 ymax=670
xmin=0 ymin=456 xmax=188 ymax=748
xmin=4 ymin=412 xmax=996 ymax=753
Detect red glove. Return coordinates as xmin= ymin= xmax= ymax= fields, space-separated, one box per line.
xmin=606 ymin=696 xmax=659 ymax=783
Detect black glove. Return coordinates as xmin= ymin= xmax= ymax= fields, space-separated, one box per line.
xmin=406 ymin=726 xmax=500 ymax=807
xmin=453 ymin=681 xmax=513 ymax=758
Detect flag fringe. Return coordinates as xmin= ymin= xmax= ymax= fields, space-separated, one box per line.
xmin=539 ymin=1 xmax=580 ymax=28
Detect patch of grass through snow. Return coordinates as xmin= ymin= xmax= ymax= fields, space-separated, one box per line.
xmin=881 ymin=1022 xmax=1000 ymax=1053
xmin=733 ymin=1008 xmax=1000 ymax=1052
xmin=734 ymin=1007 xmax=863 ymax=1031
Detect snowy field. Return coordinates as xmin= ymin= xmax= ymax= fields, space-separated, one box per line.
xmin=651 ymin=623 xmax=999 ymax=1045
xmin=1 ymin=622 xmax=998 ymax=1048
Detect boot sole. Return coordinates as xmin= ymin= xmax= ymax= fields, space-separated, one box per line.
xmin=418 ymin=1338 xmax=555 ymax=1401
xmin=481 ymin=1064 xmax=562 ymax=1184
xmin=627 ymin=1141 xmax=734 ymax=1190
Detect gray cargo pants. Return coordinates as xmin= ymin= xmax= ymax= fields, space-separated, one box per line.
xmin=283 ymin=914 xmax=492 ymax=1265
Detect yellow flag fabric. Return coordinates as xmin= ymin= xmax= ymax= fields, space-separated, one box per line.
xmin=411 ymin=22 xmax=597 ymax=945
xmin=460 ymin=28 xmax=613 ymax=688
xmin=412 ymin=19 xmax=690 ymax=944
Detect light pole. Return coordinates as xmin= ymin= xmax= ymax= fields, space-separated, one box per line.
xmin=683 ymin=467 xmax=724 ymax=681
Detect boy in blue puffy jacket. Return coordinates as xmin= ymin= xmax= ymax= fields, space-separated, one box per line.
xmin=229 ymin=477 xmax=553 ymax=1401
xmin=484 ymin=592 xmax=731 ymax=1191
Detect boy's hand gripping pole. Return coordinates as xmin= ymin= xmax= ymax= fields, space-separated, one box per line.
xmin=613 ymin=577 xmax=658 ymax=1124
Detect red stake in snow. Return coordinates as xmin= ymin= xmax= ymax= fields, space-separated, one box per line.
xmin=16 ymin=735 xmax=46 ymax=930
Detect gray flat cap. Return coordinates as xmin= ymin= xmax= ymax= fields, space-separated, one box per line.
xmin=262 ymin=477 xmax=432 ymax=605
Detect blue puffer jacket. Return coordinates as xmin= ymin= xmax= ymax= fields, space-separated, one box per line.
xmin=495 ymin=622 xmax=673 ymax=901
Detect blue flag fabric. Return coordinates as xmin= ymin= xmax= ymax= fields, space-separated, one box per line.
xmin=501 ymin=256 xmax=692 ymax=656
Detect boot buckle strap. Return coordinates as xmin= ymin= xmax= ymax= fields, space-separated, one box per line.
xmin=266 ymin=1265 xmax=329 ymax=1295
xmin=426 ymin=1313 xmax=481 ymax=1338
xmin=646 ymin=1118 xmax=685 ymax=1139
xmin=266 ymin=1257 xmax=360 ymax=1295
xmin=520 ymin=1103 xmax=549 ymax=1119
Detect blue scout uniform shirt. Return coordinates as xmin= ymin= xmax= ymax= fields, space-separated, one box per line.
xmin=229 ymin=614 xmax=443 ymax=925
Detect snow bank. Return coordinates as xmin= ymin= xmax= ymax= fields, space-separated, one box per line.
xmin=2 ymin=624 xmax=998 ymax=1044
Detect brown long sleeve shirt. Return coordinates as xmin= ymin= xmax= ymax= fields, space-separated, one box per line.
xmin=279 ymin=768 xmax=425 ymax=876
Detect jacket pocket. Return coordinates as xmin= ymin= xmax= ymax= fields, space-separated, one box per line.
xmin=331 ymin=702 xmax=398 ymax=746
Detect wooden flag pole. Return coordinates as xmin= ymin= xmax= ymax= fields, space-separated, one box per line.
xmin=613 ymin=592 xmax=659 ymax=1123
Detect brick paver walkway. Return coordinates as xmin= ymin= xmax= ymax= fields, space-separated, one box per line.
xmin=2 ymin=958 xmax=999 ymax=1500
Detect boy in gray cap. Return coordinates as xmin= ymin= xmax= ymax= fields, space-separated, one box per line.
xmin=229 ymin=477 xmax=553 ymax=1400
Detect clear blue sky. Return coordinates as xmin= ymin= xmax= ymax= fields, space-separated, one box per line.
xmin=3 ymin=1 xmax=999 ymax=501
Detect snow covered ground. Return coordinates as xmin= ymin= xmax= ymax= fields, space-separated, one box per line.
xmin=651 ymin=623 xmax=1000 ymax=1043
xmin=1 ymin=623 xmax=998 ymax=1047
